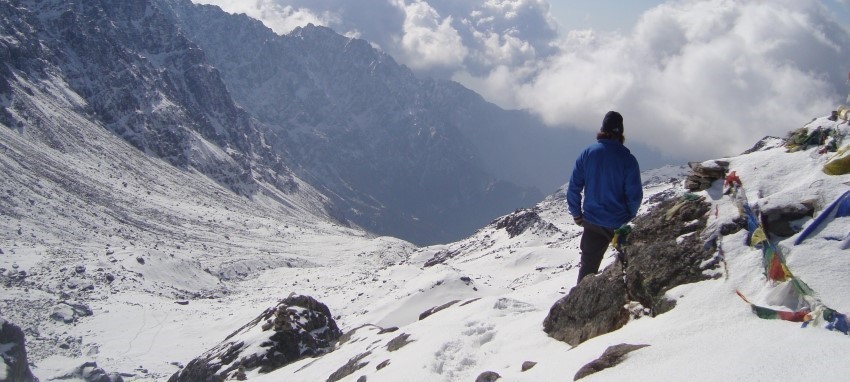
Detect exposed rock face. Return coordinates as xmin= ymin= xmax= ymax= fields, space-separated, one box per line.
xmin=494 ymin=209 xmax=559 ymax=238
xmin=419 ymin=300 xmax=460 ymax=320
xmin=326 ymin=351 xmax=371 ymax=382
xmin=544 ymin=196 xmax=717 ymax=346
xmin=386 ymin=333 xmax=413 ymax=352
xmin=0 ymin=318 xmax=39 ymax=382
xmin=475 ymin=371 xmax=501 ymax=382
xmin=624 ymin=197 xmax=716 ymax=313
xmin=50 ymin=301 xmax=93 ymax=324
xmin=685 ymin=160 xmax=729 ymax=191
xmin=52 ymin=361 xmax=124 ymax=382
xmin=543 ymin=261 xmax=630 ymax=346
xmin=168 ymin=295 xmax=342 ymax=382
xmin=760 ymin=201 xmax=815 ymax=237
xmin=573 ymin=344 xmax=649 ymax=380
xmin=1 ymin=0 xmax=297 ymax=197
xmin=161 ymin=0 xmax=582 ymax=245
xmin=424 ymin=206 xmax=564 ymax=266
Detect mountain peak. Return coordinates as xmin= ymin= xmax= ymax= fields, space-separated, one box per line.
xmin=290 ymin=22 xmax=340 ymax=38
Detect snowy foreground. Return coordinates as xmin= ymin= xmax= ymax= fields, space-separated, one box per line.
xmin=3 ymin=116 xmax=850 ymax=381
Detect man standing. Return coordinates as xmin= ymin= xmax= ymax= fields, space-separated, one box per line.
xmin=568 ymin=111 xmax=643 ymax=283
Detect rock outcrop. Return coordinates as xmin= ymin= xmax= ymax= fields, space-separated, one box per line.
xmin=424 ymin=207 xmax=563 ymax=267
xmin=326 ymin=352 xmax=371 ymax=382
xmin=493 ymin=209 xmax=559 ymax=239
xmin=544 ymin=196 xmax=717 ymax=346
xmin=475 ymin=371 xmax=501 ymax=382
xmin=52 ymin=361 xmax=124 ymax=382
xmin=50 ymin=301 xmax=93 ymax=324
xmin=168 ymin=295 xmax=342 ymax=382
xmin=543 ymin=261 xmax=630 ymax=345
xmin=760 ymin=200 xmax=815 ymax=237
xmin=573 ymin=344 xmax=649 ymax=380
xmin=685 ymin=160 xmax=729 ymax=191
xmin=0 ymin=318 xmax=39 ymax=382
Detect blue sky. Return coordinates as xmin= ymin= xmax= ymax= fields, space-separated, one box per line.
xmin=549 ymin=0 xmax=667 ymax=32
xmin=550 ymin=0 xmax=850 ymax=33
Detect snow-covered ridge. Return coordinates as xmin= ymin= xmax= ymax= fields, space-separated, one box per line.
xmin=0 ymin=6 xmax=414 ymax=377
xmin=180 ymin=116 xmax=847 ymax=381
xmin=3 ymin=105 xmax=849 ymax=380
xmin=163 ymin=0 xmax=593 ymax=245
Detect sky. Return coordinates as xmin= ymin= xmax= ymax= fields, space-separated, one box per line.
xmin=193 ymin=0 xmax=850 ymax=162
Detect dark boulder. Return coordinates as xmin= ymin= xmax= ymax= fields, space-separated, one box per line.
xmin=0 ymin=318 xmax=39 ymax=382
xmin=685 ymin=161 xmax=729 ymax=191
xmin=475 ymin=371 xmax=501 ymax=382
xmin=386 ymin=333 xmax=413 ymax=352
xmin=52 ymin=361 xmax=124 ymax=382
xmin=688 ymin=161 xmax=728 ymax=178
xmin=760 ymin=201 xmax=815 ymax=237
xmin=624 ymin=197 xmax=716 ymax=314
xmin=544 ymin=196 xmax=717 ymax=346
xmin=326 ymin=351 xmax=371 ymax=382
xmin=543 ymin=262 xmax=630 ymax=346
xmin=50 ymin=301 xmax=93 ymax=324
xmin=168 ymin=294 xmax=342 ymax=382
xmin=742 ymin=136 xmax=783 ymax=154
xmin=419 ymin=300 xmax=460 ymax=320
xmin=684 ymin=174 xmax=714 ymax=192
xmin=573 ymin=344 xmax=649 ymax=380
xmin=424 ymin=248 xmax=458 ymax=267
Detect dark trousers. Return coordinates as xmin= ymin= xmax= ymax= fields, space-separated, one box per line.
xmin=577 ymin=222 xmax=615 ymax=283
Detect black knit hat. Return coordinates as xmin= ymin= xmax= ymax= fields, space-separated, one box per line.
xmin=600 ymin=111 xmax=624 ymax=134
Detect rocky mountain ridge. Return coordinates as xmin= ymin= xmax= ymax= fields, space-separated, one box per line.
xmin=2 ymin=0 xmax=595 ymax=245
xmin=2 ymin=0 xmax=299 ymax=199
xmin=161 ymin=0 xmax=591 ymax=244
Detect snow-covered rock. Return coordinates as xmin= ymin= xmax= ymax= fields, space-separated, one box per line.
xmin=168 ymin=295 xmax=342 ymax=381
xmin=544 ymin=195 xmax=717 ymax=346
xmin=52 ymin=361 xmax=123 ymax=382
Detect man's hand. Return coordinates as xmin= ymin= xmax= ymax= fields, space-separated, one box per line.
xmin=573 ymin=215 xmax=584 ymax=226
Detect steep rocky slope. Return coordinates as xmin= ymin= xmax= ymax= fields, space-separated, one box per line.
xmin=0 ymin=1 xmax=414 ymax=379
xmin=1 ymin=0 xmax=299 ymax=198
xmin=160 ymin=0 xmax=589 ymax=244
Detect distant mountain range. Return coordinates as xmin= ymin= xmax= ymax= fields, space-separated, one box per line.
xmin=1 ymin=0 xmax=590 ymax=245
xmin=162 ymin=0 xmax=594 ymax=244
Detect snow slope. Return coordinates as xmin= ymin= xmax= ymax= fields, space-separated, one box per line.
xmin=0 ymin=61 xmax=414 ymax=380
xmin=241 ymin=117 xmax=849 ymax=382
xmin=4 ymin=71 xmax=849 ymax=381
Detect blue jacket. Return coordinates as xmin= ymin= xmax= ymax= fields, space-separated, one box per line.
xmin=567 ymin=139 xmax=643 ymax=229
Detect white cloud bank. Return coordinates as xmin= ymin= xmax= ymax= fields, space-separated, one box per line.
xmin=393 ymin=0 xmax=468 ymax=70
xmin=509 ymin=0 xmax=850 ymax=160
xmin=195 ymin=0 xmax=850 ymax=161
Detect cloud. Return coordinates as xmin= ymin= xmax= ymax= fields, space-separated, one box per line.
xmin=467 ymin=0 xmax=850 ymax=160
xmin=194 ymin=0 xmax=850 ymax=162
xmin=197 ymin=0 xmax=337 ymax=33
xmin=193 ymin=0 xmax=559 ymax=76
xmin=392 ymin=0 xmax=468 ymax=70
